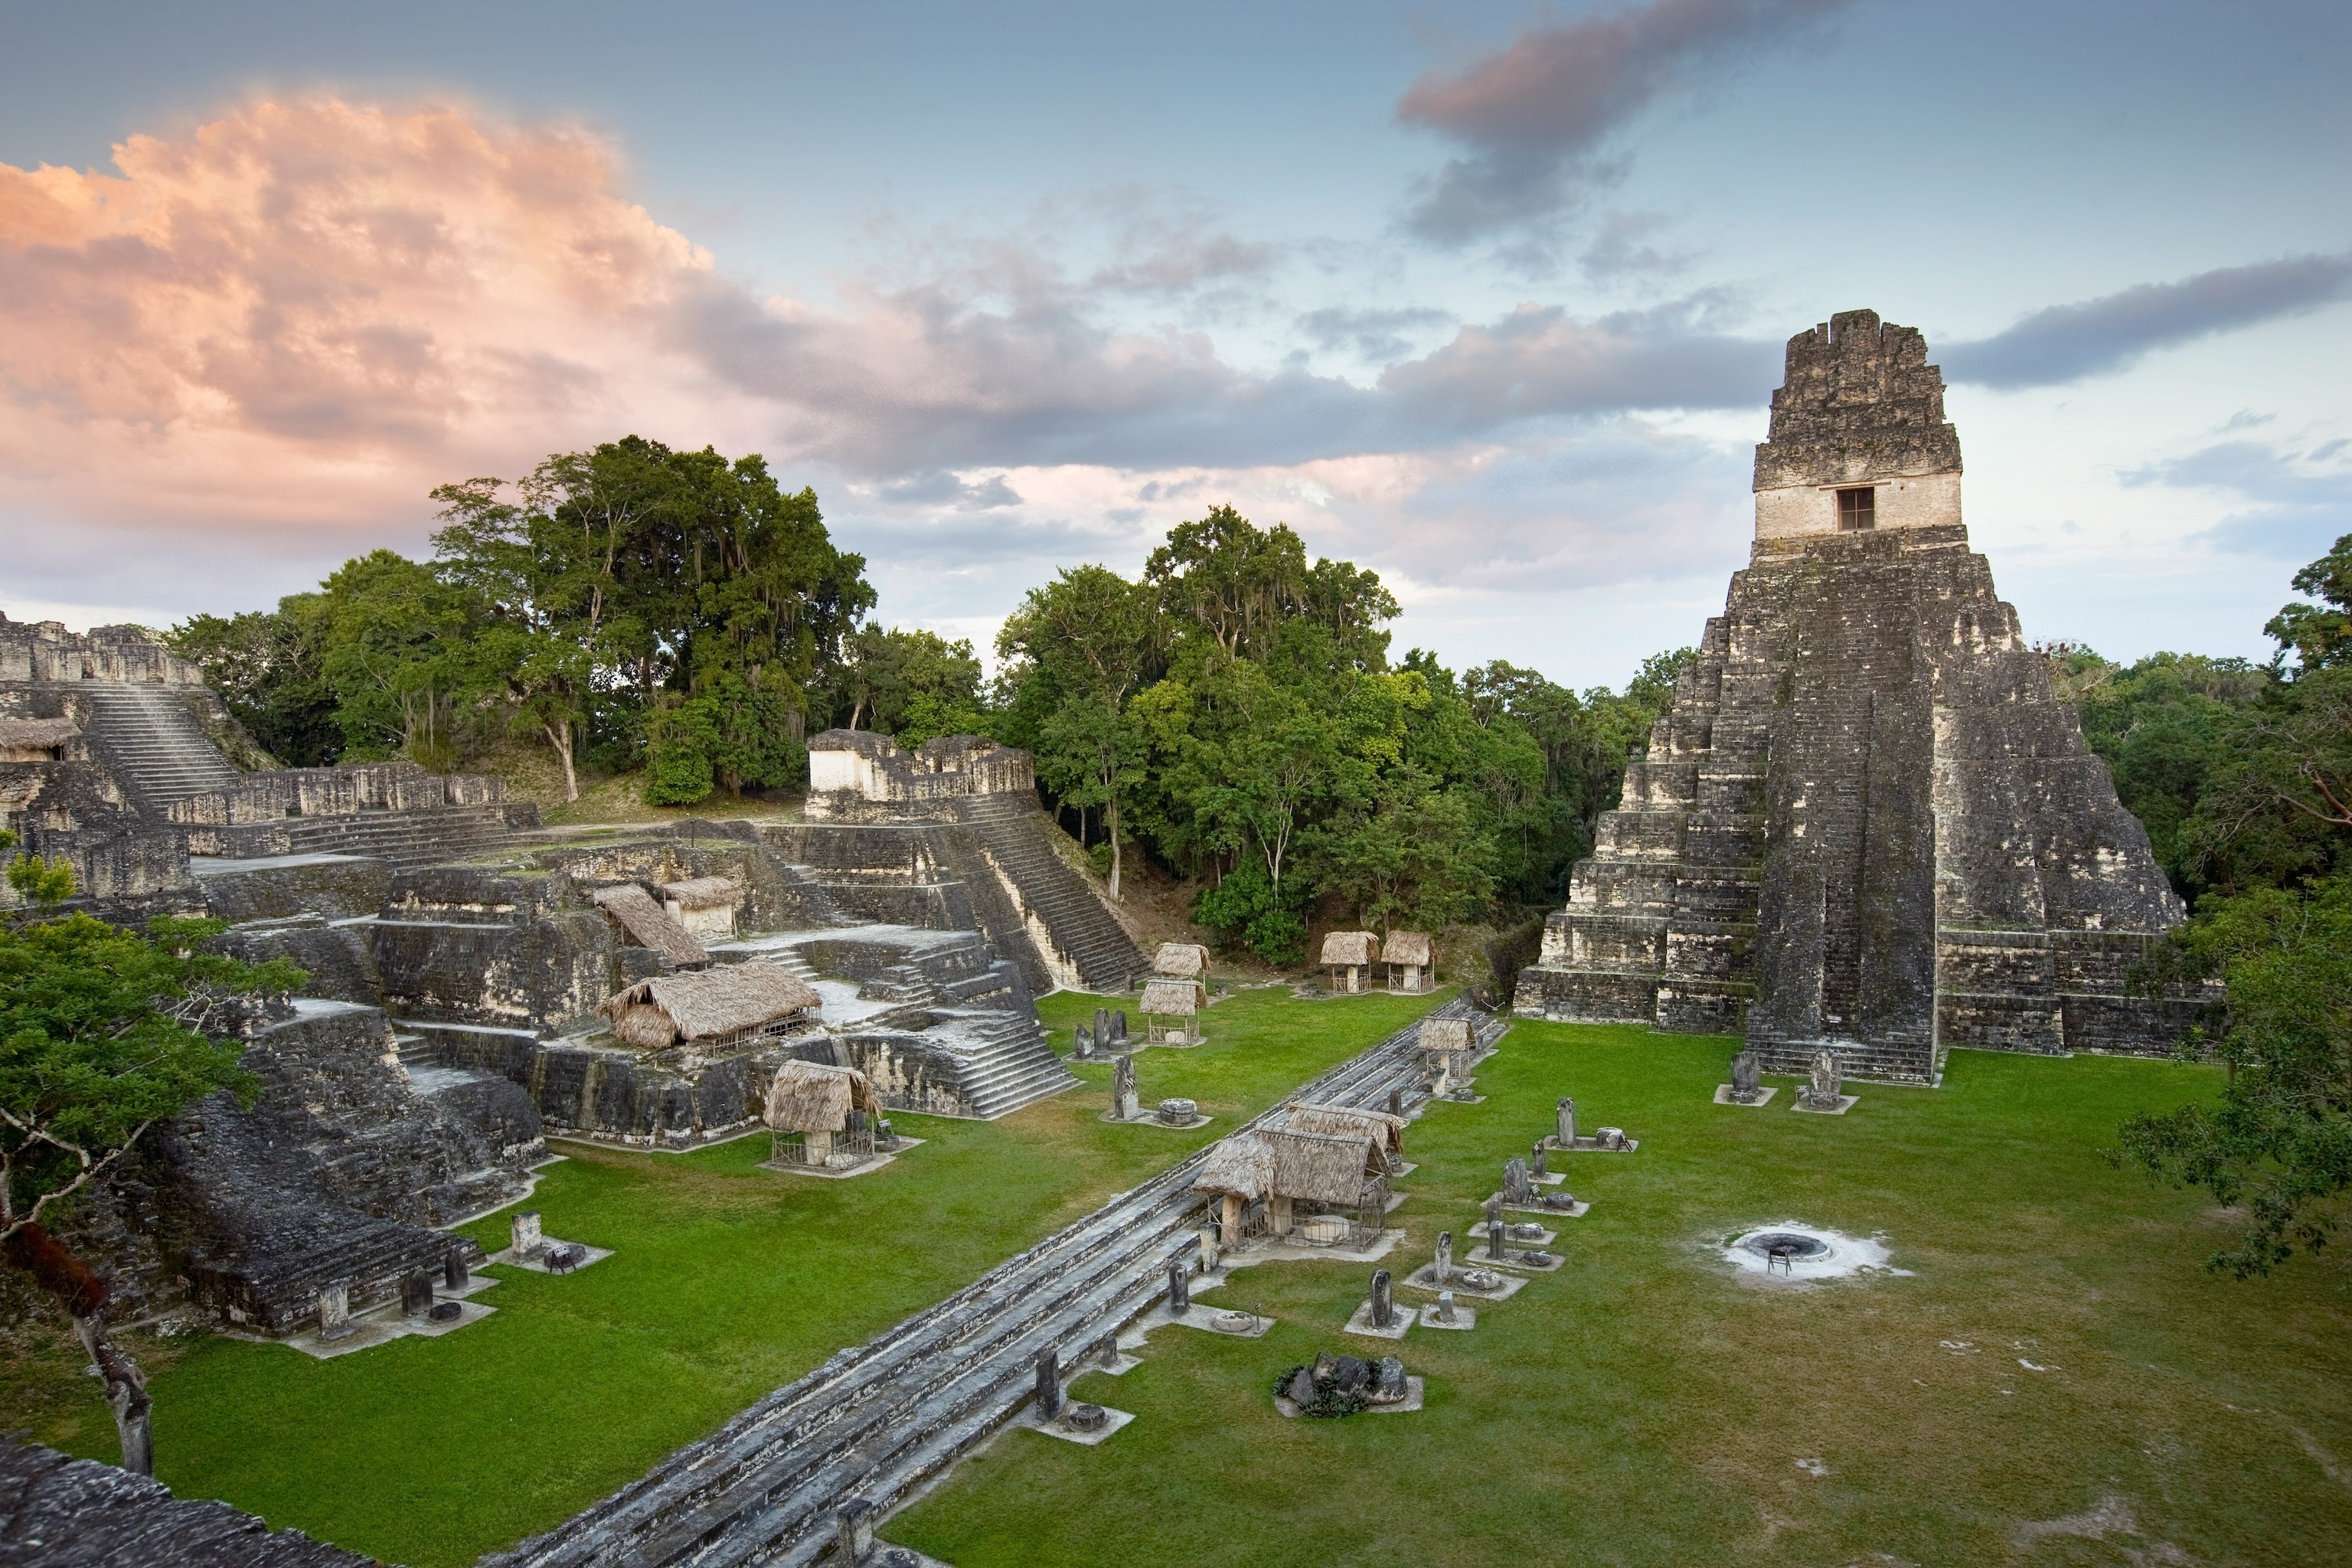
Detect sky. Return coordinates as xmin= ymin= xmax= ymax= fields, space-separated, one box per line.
xmin=2 ymin=0 xmax=2347 ymax=688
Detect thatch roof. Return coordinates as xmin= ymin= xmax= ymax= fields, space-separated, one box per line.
xmin=1382 ymin=931 xmax=1433 ymax=966
xmin=1282 ymin=1102 xmax=1406 ymax=1159
xmin=763 ymin=1059 xmax=877 ymax=1132
xmin=1263 ymin=1128 xmax=1378 ymax=1204
xmin=1417 ymin=1016 xmax=1473 ymax=1054
xmin=0 ymin=717 xmax=79 ymax=749
xmin=599 ymin=963 xmax=821 ymax=1044
xmin=660 ymin=875 xmax=743 ymax=910
xmin=1152 ymin=942 xmax=1210 ymax=978
xmin=590 ymin=884 xmax=709 ymax=966
xmin=1192 ymin=1133 xmax=1274 ymax=1202
xmin=1140 ymin=978 xmax=1204 ymax=1016
xmin=1320 ymin=930 xmax=1379 ymax=966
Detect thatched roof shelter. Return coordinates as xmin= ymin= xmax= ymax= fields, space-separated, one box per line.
xmin=1152 ymin=942 xmax=1210 ymax=978
xmin=0 ymin=717 xmax=80 ymax=750
xmin=763 ymin=1059 xmax=877 ymax=1132
xmin=1263 ymin=1128 xmax=1380 ymax=1204
xmin=1140 ymin=978 xmax=1205 ymax=1017
xmin=1382 ymin=931 xmax=1432 ymax=967
xmin=1417 ymin=1016 xmax=1473 ymax=1054
xmin=1281 ymin=1102 xmax=1406 ymax=1161
xmin=590 ymin=884 xmax=709 ymax=966
xmin=660 ymin=875 xmax=742 ymax=910
xmin=1320 ymin=930 xmax=1379 ymax=967
xmin=1191 ymin=1132 xmax=1276 ymax=1202
xmin=599 ymin=964 xmax=821 ymax=1049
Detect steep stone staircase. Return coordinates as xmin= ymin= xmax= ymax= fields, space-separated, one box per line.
xmin=77 ymin=682 xmax=240 ymax=815
xmin=951 ymin=794 xmax=1148 ymax=991
xmin=853 ymin=935 xmax=1075 ymax=1119
xmin=270 ymin=805 xmax=521 ymax=870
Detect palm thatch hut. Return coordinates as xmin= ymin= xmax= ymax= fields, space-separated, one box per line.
xmin=1280 ymin=1102 xmax=1406 ymax=1165
xmin=763 ymin=1058 xmax=881 ymax=1167
xmin=1191 ymin=1127 xmax=1390 ymax=1243
xmin=1139 ymin=977 xmax=1207 ymax=1044
xmin=599 ymin=964 xmax=822 ymax=1052
xmin=659 ymin=875 xmax=744 ymax=940
xmin=1319 ymin=930 xmax=1380 ymax=994
xmin=590 ymin=884 xmax=710 ymax=967
xmin=1417 ymin=1015 xmax=1475 ymax=1089
xmin=1382 ymin=931 xmax=1435 ymax=994
xmin=1152 ymin=942 xmax=1210 ymax=978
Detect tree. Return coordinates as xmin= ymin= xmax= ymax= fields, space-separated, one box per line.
xmin=2265 ymin=530 xmax=2352 ymax=673
xmin=2116 ymin=870 xmax=2352 ymax=1276
xmin=1 ymin=880 xmax=299 ymax=1473
xmin=165 ymin=603 xmax=339 ymax=766
xmin=830 ymin=626 xmax=985 ymax=740
xmin=312 ymin=550 xmax=487 ymax=766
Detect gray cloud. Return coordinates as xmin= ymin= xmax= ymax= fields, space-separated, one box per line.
xmin=1942 ymin=253 xmax=2352 ymax=388
xmin=2122 ymin=437 xmax=2352 ymax=560
xmin=1395 ymin=0 xmax=1851 ymax=246
xmin=1295 ymin=304 xmax=1458 ymax=362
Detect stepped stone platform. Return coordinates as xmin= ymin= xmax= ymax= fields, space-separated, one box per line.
xmin=1515 ymin=311 xmax=2200 ymax=1080
xmin=0 ymin=1438 xmax=373 ymax=1567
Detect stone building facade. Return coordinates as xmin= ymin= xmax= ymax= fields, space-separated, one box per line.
xmin=1514 ymin=310 xmax=2195 ymax=1081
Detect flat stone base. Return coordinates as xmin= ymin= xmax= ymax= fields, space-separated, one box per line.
xmin=1343 ymin=1300 xmax=1413 ymax=1340
xmin=1098 ymin=1110 xmax=1212 ymax=1130
xmin=1482 ymin=1247 xmax=1564 ymax=1274
xmin=262 ymin=1288 xmax=499 ymax=1361
xmin=757 ymin=1135 xmax=926 ymax=1179
xmin=1400 ymin=1265 xmax=1524 ymax=1302
xmin=1417 ymin=1302 xmax=1477 ymax=1330
xmin=1500 ymin=1197 xmax=1589 ymax=1220
xmin=1470 ymin=1220 xmax=1555 ymax=1246
xmin=1274 ymin=1377 xmax=1424 ymax=1419
xmin=1541 ymin=1135 xmax=1639 ymax=1153
xmin=1222 ymin=1227 xmax=1404 ymax=1268
xmin=1714 ymin=1085 xmax=1779 ymax=1107
xmin=489 ymin=1240 xmax=613 ymax=1273
xmin=870 ymin=1546 xmax=956 ymax=1568
xmin=1135 ymin=1301 xmax=1273 ymax=1339
xmin=1025 ymin=1404 xmax=1136 ymax=1446
xmin=1792 ymin=1094 xmax=1860 ymax=1116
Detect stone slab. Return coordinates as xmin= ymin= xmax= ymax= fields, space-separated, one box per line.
xmin=1540 ymin=1135 xmax=1640 ymax=1153
xmin=1417 ymin=1302 xmax=1477 ymax=1330
xmin=1792 ymin=1095 xmax=1860 ymax=1116
xmin=407 ymin=1298 xmax=499 ymax=1338
xmin=1715 ymin=1085 xmax=1779 ymax=1107
xmin=1024 ymin=1404 xmax=1136 ymax=1446
xmin=1469 ymin=1221 xmax=1556 ymax=1246
xmin=1141 ymin=1302 xmax=1274 ymax=1338
xmin=1498 ymin=1197 xmax=1590 ymax=1220
xmin=1220 ymin=1227 xmax=1405 ymax=1268
xmin=1484 ymin=1248 xmax=1565 ymax=1274
xmin=256 ymin=1297 xmax=498 ymax=1360
xmin=756 ymin=1137 xmax=926 ymax=1178
xmin=1097 ymin=1111 xmax=1213 ymax=1130
xmin=489 ymin=1241 xmax=614 ymax=1273
xmin=1400 ymin=1265 xmax=1525 ymax=1302
xmin=1274 ymin=1377 xmax=1424 ymax=1419
xmin=1343 ymin=1300 xmax=1413 ymax=1340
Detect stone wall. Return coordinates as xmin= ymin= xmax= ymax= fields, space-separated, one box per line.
xmin=805 ymin=730 xmax=1036 ymax=819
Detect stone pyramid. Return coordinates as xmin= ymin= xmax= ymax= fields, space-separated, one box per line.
xmin=1514 ymin=309 xmax=2194 ymax=1083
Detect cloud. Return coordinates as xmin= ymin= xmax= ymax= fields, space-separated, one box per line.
xmin=1295 ymin=304 xmax=1457 ymax=363
xmin=1395 ymin=0 xmax=1850 ymax=247
xmin=1941 ymin=253 xmax=2352 ymax=388
xmin=2122 ymin=437 xmax=2352 ymax=560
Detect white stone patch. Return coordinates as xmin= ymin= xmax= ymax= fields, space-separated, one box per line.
xmin=1718 ymin=1223 xmax=1910 ymax=1282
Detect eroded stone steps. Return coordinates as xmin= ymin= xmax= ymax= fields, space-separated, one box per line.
xmin=77 ymin=683 xmax=240 ymax=812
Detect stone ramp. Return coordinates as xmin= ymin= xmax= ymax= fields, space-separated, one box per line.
xmin=76 ymin=681 xmax=240 ymax=815
xmin=950 ymin=794 xmax=1149 ymax=992
xmin=488 ymin=998 xmax=1498 ymax=1568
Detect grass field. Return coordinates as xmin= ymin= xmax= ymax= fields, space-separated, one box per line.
xmin=887 ymin=1021 xmax=2352 ymax=1568
xmin=8 ymin=985 xmax=1443 ymax=1567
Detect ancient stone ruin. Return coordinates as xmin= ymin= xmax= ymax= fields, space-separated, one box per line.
xmin=1515 ymin=310 xmax=2197 ymax=1083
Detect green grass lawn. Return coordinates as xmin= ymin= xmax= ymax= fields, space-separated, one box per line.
xmin=8 ymin=985 xmax=1446 ymax=1567
xmin=889 ymin=1021 xmax=2352 ymax=1568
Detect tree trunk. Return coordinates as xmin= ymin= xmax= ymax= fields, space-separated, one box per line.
xmin=546 ymin=719 xmax=579 ymax=803
xmin=74 ymin=1313 xmax=152 ymax=1477
xmin=1107 ymin=789 xmax=1123 ymax=903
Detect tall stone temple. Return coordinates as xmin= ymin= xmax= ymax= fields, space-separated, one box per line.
xmin=1514 ymin=309 xmax=2194 ymax=1082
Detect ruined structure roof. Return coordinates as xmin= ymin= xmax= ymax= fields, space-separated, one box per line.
xmin=763 ymin=1059 xmax=877 ymax=1132
xmin=1279 ymin=1101 xmax=1406 ymax=1158
xmin=1139 ymin=978 xmax=1204 ymax=1015
xmin=1381 ymin=931 xmax=1432 ymax=965
xmin=1191 ymin=1132 xmax=1275 ymax=1200
xmin=0 ymin=1437 xmax=374 ymax=1566
xmin=0 ymin=717 xmax=80 ymax=747
xmin=1152 ymin=942 xmax=1210 ymax=977
xmin=1417 ymin=1016 xmax=1472 ymax=1054
xmin=660 ymin=875 xmax=743 ymax=910
xmin=1263 ymin=1127 xmax=1378 ymax=1204
xmin=1753 ymin=309 xmax=1961 ymax=491
xmin=590 ymin=884 xmax=710 ymax=966
xmin=1320 ymin=930 xmax=1379 ymax=966
xmin=600 ymin=964 xmax=820 ymax=1041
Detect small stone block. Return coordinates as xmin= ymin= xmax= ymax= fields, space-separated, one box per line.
xmin=1344 ymin=1298 xmax=1413 ymax=1340
xmin=1792 ymin=1093 xmax=1860 ymax=1116
xmin=1418 ymin=1301 xmax=1477 ymax=1330
xmin=1715 ymin=1084 xmax=1780 ymax=1107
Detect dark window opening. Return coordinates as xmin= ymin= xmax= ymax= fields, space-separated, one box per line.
xmin=1836 ymin=486 xmax=1876 ymax=530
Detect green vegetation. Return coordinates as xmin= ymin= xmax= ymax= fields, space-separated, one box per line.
xmin=7 ymin=987 xmax=1442 ymax=1566
xmin=893 ymin=1021 xmax=2352 ymax=1568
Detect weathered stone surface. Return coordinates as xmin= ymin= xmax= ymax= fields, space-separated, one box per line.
xmin=1517 ymin=309 xmax=2197 ymax=1076
xmin=0 ymin=1437 xmax=375 ymax=1566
